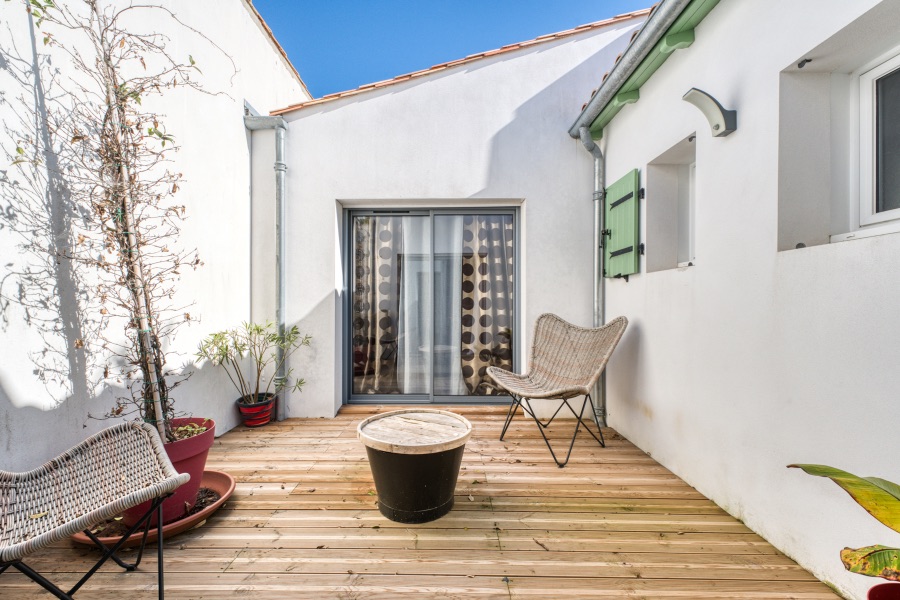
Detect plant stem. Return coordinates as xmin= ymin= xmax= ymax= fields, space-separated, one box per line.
xmin=96 ymin=3 xmax=165 ymax=440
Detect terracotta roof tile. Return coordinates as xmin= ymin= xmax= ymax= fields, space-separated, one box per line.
xmin=574 ymin=1 xmax=672 ymax=118
xmin=243 ymin=0 xmax=312 ymax=100
xmin=270 ymin=8 xmax=651 ymax=116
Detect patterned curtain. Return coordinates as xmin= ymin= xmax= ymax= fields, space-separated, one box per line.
xmin=352 ymin=217 xmax=401 ymax=394
xmin=459 ymin=215 xmax=515 ymax=395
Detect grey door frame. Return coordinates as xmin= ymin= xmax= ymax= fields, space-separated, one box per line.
xmin=343 ymin=207 xmax=520 ymax=405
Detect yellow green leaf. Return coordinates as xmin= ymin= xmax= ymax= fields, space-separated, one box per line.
xmin=789 ymin=464 xmax=900 ymax=535
xmin=841 ymin=545 xmax=900 ymax=580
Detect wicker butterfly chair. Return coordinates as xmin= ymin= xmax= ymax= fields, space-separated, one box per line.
xmin=0 ymin=422 xmax=189 ymax=599
xmin=487 ymin=314 xmax=628 ymax=467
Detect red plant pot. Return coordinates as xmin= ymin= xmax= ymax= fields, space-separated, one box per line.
xmin=870 ymin=583 xmax=900 ymax=600
xmin=122 ymin=417 xmax=216 ymax=527
xmin=237 ymin=393 xmax=276 ymax=427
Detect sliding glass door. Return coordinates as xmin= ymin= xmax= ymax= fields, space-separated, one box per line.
xmin=348 ymin=210 xmax=517 ymax=403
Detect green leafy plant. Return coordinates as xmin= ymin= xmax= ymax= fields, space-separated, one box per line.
xmin=790 ymin=464 xmax=900 ymax=581
xmin=197 ymin=322 xmax=311 ymax=404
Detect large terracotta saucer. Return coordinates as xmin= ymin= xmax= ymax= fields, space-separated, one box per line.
xmin=71 ymin=470 xmax=235 ymax=549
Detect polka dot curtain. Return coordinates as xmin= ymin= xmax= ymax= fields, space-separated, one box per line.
xmin=351 ymin=213 xmax=515 ymax=397
xmin=352 ymin=216 xmax=402 ymax=394
xmin=460 ymin=215 xmax=514 ymax=395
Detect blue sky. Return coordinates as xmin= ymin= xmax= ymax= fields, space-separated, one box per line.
xmin=251 ymin=1 xmax=651 ymax=98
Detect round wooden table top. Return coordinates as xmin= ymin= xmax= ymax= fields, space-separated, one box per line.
xmin=357 ymin=409 xmax=472 ymax=455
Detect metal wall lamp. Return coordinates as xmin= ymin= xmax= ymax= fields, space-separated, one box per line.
xmin=682 ymin=88 xmax=736 ymax=137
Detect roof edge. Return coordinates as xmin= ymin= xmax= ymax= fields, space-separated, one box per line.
xmin=270 ymin=9 xmax=650 ymax=117
xmin=567 ymin=0 xmax=691 ymax=138
xmin=568 ymin=0 xmax=721 ymax=139
xmin=242 ymin=0 xmax=312 ymax=100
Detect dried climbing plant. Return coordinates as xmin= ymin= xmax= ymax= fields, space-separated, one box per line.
xmin=1 ymin=0 xmax=233 ymax=440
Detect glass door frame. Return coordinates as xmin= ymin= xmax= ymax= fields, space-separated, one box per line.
xmin=343 ymin=207 xmax=520 ymax=405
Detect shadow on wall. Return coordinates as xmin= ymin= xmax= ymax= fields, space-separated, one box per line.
xmin=475 ymin=27 xmax=638 ymax=201
xmin=607 ymin=319 xmax=643 ymax=423
xmin=279 ymin=293 xmax=329 ymax=418
xmin=0 ymin=11 xmax=133 ymax=469
xmin=472 ymin=26 xmax=640 ymax=336
xmin=0 ymin=5 xmax=250 ymax=470
xmin=0 ymin=11 xmax=94 ymax=405
xmin=0 ymin=355 xmax=242 ymax=473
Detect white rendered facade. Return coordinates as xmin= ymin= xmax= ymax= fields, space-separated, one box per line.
xmin=594 ymin=2 xmax=900 ymax=598
xmin=263 ymin=18 xmax=644 ymax=418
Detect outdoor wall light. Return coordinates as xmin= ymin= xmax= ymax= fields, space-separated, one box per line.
xmin=682 ymin=88 xmax=736 ymax=137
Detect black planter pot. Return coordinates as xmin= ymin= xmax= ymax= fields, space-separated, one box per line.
xmin=357 ymin=409 xmax=472 ymax=524
xmin=364 ymin=445 xmax=466 ymax=523
xmin=236 ymin=393 xmax=276 ymax=427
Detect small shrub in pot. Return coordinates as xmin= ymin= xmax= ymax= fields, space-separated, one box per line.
xmin=198 ymin=322 xmax=311 ymax=426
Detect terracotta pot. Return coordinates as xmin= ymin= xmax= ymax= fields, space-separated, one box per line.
xmin=122 ymin=417 xmax=216 ymax=527
xmin=869 ymin=583 xmax=900 ymax=600
xmin=237 ymin=393 xmax=276 ymax=427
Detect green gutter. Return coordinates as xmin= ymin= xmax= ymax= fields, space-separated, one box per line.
xmin=587 ymin=0 xmax=720 ymax=139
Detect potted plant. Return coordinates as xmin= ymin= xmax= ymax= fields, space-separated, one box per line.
xmin=12 ymin=1 xmax=233 ymax=527
xmin=790 ymin=464 xmax=900 ymax=599
xmin=197 ymin=321 xmax=311 ymax=427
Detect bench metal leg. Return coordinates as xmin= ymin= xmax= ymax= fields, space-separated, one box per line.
xmin=1 ymin=495 xmax=169 ymax=599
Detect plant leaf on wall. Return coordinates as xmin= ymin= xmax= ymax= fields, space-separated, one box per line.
xmin=841 ymin=545 xmax=900 ymax=580
xmin=789 ymin=464 xmax=900 ymax=534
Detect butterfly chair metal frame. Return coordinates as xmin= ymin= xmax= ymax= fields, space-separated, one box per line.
xmin=0 ymin=422 xmax=189 ymax=599
xmin=488 ymin=314 xmax=628 ymax=467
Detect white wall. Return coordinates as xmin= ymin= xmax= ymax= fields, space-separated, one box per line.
xmin=272 ymin=20 xmax=643 ymax=418
xmin=598 ymin=1 xmax=900 ymax=598
xmin=0 ymin=0 xmax=309 ymax=470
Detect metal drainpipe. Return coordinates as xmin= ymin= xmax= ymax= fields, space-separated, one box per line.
xmin=244 ymin=115 xmax=288 ymax=421
xmin=578 ymin=126 xmax=608 ymax=428
xmin=568 ymin=0 xmax=692 ymax=138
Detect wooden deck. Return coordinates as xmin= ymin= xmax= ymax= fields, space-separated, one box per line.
xmin=4 ymin=406 xmax=840 ymax=599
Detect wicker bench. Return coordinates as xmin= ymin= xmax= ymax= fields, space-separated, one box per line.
xmin=488 ymin=314 xmax=628 ymax=467
xmin=0 ymin=422 xmax=189 ymax=599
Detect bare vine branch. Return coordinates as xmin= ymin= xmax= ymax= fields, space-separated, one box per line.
xmin=1 ymin=0 xmax=235 ymax=440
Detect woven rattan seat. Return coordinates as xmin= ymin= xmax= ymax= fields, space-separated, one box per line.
xmin=0 ymin=421 xmax=189 ymax=598
xmin=488 ymin=314 xmax=628 ymax=467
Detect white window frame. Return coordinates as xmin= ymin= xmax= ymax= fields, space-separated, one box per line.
xmin=676 ymin=162 xmax=696 ymax=267
xmin=859 ymin=50 xmax=900 ymax=227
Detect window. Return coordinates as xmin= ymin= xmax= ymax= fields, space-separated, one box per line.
xmin=347 ymin=210 xmax=517 ymax=402
xmin=860 ymin=52 xmax=900 ymax=226
xmin=776 ymin=5 xmax=900 ymax=247
xmin=646 ymin=135 xmax=696 ymax=271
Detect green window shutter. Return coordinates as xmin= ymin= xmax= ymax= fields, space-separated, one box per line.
xmin=604 ymin=169 xmax=640 ymax=279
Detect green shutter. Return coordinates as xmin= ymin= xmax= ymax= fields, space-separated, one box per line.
xmin=604 ymin=169 xmax=640 ymax=279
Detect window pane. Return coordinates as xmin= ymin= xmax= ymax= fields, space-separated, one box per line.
xmin=434 ymin=215 xmax=515 ymax=396
xmin=876 ymin=67 xmax=900 ymax=213
xmin=351 ymin=215 xmax=431 ymax=394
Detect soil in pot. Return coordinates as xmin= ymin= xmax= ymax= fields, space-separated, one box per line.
xmin=122 ymin=417 xmax=216 ymax=527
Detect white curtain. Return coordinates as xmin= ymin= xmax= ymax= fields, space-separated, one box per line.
xmin=397 ymin=218 xmax=430 ymax=393
xmin=433 ymin=216 xmax=466 ymax=396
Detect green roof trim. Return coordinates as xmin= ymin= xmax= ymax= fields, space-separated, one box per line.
xmin=589 ymin=0 xmax=720 ymax=139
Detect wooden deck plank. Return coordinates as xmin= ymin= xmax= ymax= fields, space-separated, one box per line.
xmin=2 ymin=406 xmax=839 ymax=599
